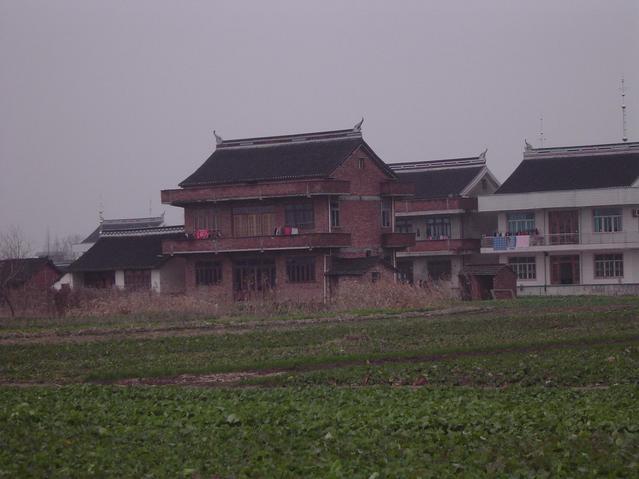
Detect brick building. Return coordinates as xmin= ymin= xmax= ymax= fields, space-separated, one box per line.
xmin=161 ymin=125 xmax=414 ymax=302
xmin=390 ymin=153 xmax=499 ymax=293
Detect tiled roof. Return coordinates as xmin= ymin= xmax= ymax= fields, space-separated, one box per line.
xmin=81 ymin=215 xmax=165 ymax=243
xmin=497 ymin=142 xmax=639 ymax=194
xmin=394 ymin=166 xmax=484 ymax=200
xmin=179 ymin=128 xmax=395 ymax=187
xmin=68 ymin=232 xmax=184 ymax=272
xmin=328 ymin=256 xmax=397 ymax=276
xmin=0 ymin=258 xmax=61 ymax=286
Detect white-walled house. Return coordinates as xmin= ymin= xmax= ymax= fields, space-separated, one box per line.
xmin=66 ymin=225 xmax=186 ymax=293
xmin=391 ymin=153 xmax=500 ymax=292
xmin=479 ymin=141 xmax=639 ymax=295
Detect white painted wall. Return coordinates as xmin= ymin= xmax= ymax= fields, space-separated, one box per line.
xmin=115 ymin=270 xmax=125 ymax=289
xmin=479 ymin=187 xmax=639 ymax=212
xmin=498 ymin=249 xmax=639 ymax=294
xmin=53 ymin=272 xmax=74 ymax=291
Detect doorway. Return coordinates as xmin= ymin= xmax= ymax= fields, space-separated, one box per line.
xmin=232 ymin=258 xmax=276 ymax=300
xmin=548 ymin=210 xmax=579 ymax=245
xmin=550 ymin=255 xmax=580 ymax=285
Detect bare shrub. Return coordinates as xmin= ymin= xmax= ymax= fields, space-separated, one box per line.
xmin=332 ymin=278 xmax=456 ymax=311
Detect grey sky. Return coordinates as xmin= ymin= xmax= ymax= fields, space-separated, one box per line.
xmin=1 ymin=0 xmax=638 ymax=249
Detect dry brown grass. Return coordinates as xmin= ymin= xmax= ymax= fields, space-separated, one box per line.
xmin=0 ymin=279 xmax=457 ymax=320
xmin=332 ymin=278 xmax=455 ymax=311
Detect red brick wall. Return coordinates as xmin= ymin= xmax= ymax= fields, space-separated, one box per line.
xmin=27 ymin=264 xmax=61 ymax=290
xmin=184 ymin=252 xmax=327 ymax=303
xmin=331 ymin=147 xmax=393 ymax=255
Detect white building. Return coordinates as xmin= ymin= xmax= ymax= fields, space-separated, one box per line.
xmin=479 ymin=141 xmax=639 ymax=295
xmin=65 ymin=225 xmax=186 ymax=293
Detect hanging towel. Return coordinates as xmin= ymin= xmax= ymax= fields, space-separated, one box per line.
xmin=516 ymin=235 xmax=530 ymax=248
xmin=507 ymin=236 xmax=517 ymax=249
xmin=493 ymin=236 xmax=507 ymax=251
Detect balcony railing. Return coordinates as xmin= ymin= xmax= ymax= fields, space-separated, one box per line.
xmin=481 ymin=232 xmax=639 ymax=251
xmin=381 ymin=232 xmax=416 ymax=248
xmin=395 ymin=197 xmax=477 ymax=214
xmin=403 ymin=238 xmax=480 ymax=254
xmin=161 ymin=179 xmax=351 ymax=205
xmin=163 ymin=232 xmax=352 ymax=254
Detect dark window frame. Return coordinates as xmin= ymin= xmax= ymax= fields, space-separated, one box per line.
xmin=195 ymin=261 xmax=223 ymax=286
xmin=286 ymin=256 xmax=316 ymax=283
xmin=381 ymin=199 xmax=392 ymax=228
xmin=330 ymin=198 xmax=340 ymax=228
xmin=285 ymin=202 xmax=315 ymax=229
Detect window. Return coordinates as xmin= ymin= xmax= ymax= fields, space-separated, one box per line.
xmin=233 ymin=206 xmax=275 ymax=237
xmin=593 ymin=208 xmax=622 ymax=233
xmin=194 ymin=209 xmax=218 ymax=231
xmin=233 ymin=258 xmax=276 ymax=292
xmin=594 ymin=254 xmax=623 ymax=278
xmin=508 ymin=257 xmax=536 ymax=280
xmin=358 ymin=158 xmax=365 ymax=169
xmin=285 ymin=202 xmax=314 ymax=229
xmin=395 ymin=218 xmax=413 ymax=233
xmin=124 ymin=270 xmax=151 ymax=290
xmin=286 ymin=257 xmax=316 ymax=283
xmin=507 ymin=212 xmax=535 ymax=234
xmin=381 ymin=199 xmax=392 ymax=228
xmin=425 ymin=217 xmax=451 ymax=239
xmin=195 ymin=261 xmax=222 ymax=286
xmin=330 ymin=199 xmax=340 ymax=228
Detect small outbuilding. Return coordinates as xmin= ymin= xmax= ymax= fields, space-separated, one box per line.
xmin=67 ymin=226 xmax=186 ymax=293
xmin=459 ymin=263 xmax=517 ymax=300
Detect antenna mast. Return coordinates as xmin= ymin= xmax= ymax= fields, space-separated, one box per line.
xmin=539 ymin=115 xmax=545 ymax=147
xmin=621 ymin=78 xmax=628 ymax=142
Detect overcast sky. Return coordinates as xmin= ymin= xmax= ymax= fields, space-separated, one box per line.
xmin=1 ymin=0 xmax=638 ymax=249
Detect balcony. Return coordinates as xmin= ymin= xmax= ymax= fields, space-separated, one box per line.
xmin=395 ymin=197 xmax=478 ymax=215
xmin=398 ymin=238 xmax=480 ymax=256
xmin=163 ymin=232 xmax=352 ymax=254
xmin=381 ymin=232 xmax=416 ymax=248
xmin=480 ymin=232 xmax=639 ymax=253
xmin=380 ymin=181 xmax=415 ymax=197
xmin=161 ymin=179 xmax=351 ymax=205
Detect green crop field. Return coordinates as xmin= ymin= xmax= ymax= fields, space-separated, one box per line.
xmin=1 ymin=296 xmax=638 ymax=477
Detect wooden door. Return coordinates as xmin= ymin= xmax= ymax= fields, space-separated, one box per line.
xmin=548 ymin=210 xmax=579 ymax=245
xmin=550 ymin=255 xmax=580 ymax=285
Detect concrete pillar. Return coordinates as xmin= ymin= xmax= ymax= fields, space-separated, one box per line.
xmin=151 ymin=270 xmax=161 ymax=293
xmin=115 ymin=270 xmax=125 ymax=289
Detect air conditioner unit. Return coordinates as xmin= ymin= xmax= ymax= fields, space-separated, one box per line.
xmin=632 ymin=208 xmax=639 ymax=217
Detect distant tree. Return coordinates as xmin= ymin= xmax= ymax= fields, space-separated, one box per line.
xmin=0 ymin=225 xmax=31 ymax=260
xmin=0 ymin=226 xmax=32 ymax=317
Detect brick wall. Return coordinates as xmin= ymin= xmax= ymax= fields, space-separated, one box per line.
xmin=331 ymin=147 xmax=393 ymax=254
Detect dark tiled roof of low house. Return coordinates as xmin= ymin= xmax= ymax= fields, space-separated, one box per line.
xmin=328 ymin=256 xmax=397 ymax=276
xmin=0 ymin=258 xmax=61 ymax=287
xmin=496 ymin=142 xmax=639 ymax=194
xmin=179 ymin=128 xmax=396 ymax=187
xmin=460 ymin=264 xmax=514 ymax=276
xmin=390 ymin=156 xmax=485 ymax=199
xmin=81 ymin=215 xmax=165 ymax=244
xmin=69 ymin=231 xmax=184 ymax=272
